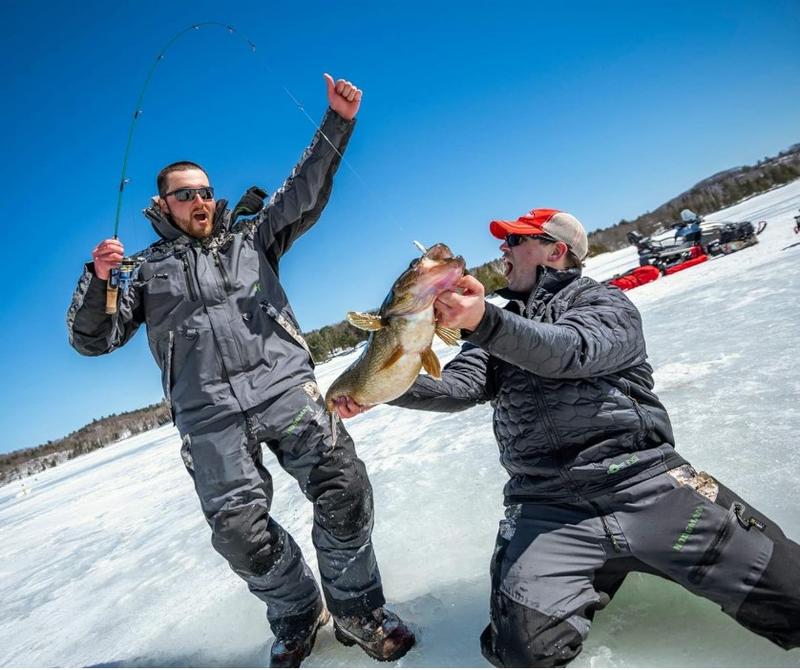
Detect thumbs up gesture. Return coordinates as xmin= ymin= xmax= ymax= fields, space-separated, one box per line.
xmin=324 ymin=73 xmax=362 ymax=120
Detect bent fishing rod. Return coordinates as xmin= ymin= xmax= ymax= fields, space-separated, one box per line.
xmin=105 ymin=22 xmax=366 ymax=314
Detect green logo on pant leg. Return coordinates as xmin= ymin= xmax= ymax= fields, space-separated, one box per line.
xmin=607 ymin=453 xmax=640 ymax=474
xmin=284 ymin=406 xmax=312 ymax=436
xmin=673 ymin=504 xmax=704 ymax=551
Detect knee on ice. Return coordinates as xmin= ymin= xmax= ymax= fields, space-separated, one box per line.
xmin=481 ymin=592 xmax=584 ymax=667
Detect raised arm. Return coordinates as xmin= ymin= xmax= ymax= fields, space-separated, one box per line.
xmin=256 ymin=75 xmax=362 ymax=265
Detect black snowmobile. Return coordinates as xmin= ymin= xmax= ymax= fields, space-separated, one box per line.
xmin=628 ymin=212 xmax=767 ymax=271
xmin=704 ymin=219 xmax=767 ymax=255
xmin=627 ymin=229 xmax=699 ymax=272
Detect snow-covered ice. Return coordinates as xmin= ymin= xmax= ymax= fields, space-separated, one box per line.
xmin=1 ymin=181 xmax=799 ymax=667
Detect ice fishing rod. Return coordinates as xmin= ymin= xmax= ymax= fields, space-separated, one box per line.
xmin=106 ymin=21 xmax=369 ymax=313
xmin=107 ymin=23 xmax=255 ymax=313
xmin=112 ymin=23 xmax=255 ymax=242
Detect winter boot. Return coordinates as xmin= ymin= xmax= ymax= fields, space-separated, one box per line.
xmin=269 ymin=608 xmax=330 ymax=668
xmin=333 ymin=607 xmax=415 ymax=662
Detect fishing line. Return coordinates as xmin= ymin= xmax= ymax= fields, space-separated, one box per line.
xmin=107 ymin=21 xmax=413 ymax=313
xmin=113 ymin=21 xmax=370 ymax=240
xmin=115 ymin=23 xmax=245 ymax=239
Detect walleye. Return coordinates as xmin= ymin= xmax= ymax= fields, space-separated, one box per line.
xmin=325 ymin=243 xmax=466 ymax=412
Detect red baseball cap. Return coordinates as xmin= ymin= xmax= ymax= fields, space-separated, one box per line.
xmin=490 ymin=208 xmax=588 ymax=260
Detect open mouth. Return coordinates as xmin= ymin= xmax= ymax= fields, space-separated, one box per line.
xmin=192 ymin=210 xmax=209 ymax=223
xmin=503 ymin=257 xmax=513 ymax=277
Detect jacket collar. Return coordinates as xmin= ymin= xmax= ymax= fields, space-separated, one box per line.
xmin=497 ymin=266 xmax=582 ymax=315
xmin=143 ymin=198 xmax=229 ymax=244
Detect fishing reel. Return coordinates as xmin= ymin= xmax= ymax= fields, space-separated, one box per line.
xmin=105 ymin=256 xmax=138 ymax=315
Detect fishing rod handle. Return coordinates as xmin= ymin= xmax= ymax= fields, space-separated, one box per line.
xmin=105 ymin=284 xmax=119 ymax=315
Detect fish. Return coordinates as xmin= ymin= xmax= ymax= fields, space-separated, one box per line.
xmin=325 ymin=243 xmax=466 ymax=412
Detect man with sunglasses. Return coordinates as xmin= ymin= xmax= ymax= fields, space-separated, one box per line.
xmin=67 ymin=74 xmax=415 ymax=667
xmin=334 ymin=207 xmax=800 ymax=665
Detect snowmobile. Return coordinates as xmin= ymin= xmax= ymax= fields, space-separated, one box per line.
xmin=704 ymin=219 xmax=767 ymax=256
xmin=607 ymin=210 xmax=767 ymax=291
xmin=626 ymin=229 xmax=703 ymax=273
xmin=627 ymin=214 xmax=767 ymax=271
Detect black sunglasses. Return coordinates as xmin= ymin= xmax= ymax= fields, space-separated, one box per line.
xmin=164 ymin=186 xmax=215 ymax=202
xmin=505 ymin=233 xmax=558 ymax=247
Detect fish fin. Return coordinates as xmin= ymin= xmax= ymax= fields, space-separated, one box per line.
xmin=379 ymin=346 xmax=405 ymax=371
xmin=421 ymin=347 xmax=442 ymax=379
xmin=435 ymin=326 xmax=461 ymax=346
xmin=347 ymin=311 xmax=384 ymax=331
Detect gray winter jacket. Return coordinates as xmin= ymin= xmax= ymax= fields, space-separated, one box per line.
xmin=67 ymin=109 xmax=354 ymax=434
xmin=391 ymin=267 xmax=686 ymax=503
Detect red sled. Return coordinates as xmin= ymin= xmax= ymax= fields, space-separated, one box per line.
xmin=664 ymin=254 xmax=708 ymax=275
xmin=609 ymin=265 xmax=661 ymax=291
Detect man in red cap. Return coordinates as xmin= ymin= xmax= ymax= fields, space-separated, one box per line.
xmin=334 ymin=207 xmax=800 ymax=665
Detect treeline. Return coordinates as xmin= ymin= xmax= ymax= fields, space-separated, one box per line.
xmin=1 ymin=401 xmax=171 ymax=487
xmin=586 ymin=143 xmax=800 ymax=254
xmin=303 ymin=258 xmax=508 ymax=363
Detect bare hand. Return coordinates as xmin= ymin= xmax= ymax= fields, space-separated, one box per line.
xmin=324 ymin=73 xmax=362 ymax=120
xmin=92 ymin=239 xmax=125 ymax=281
xmin=332 ymin=395 xmax=372 ymax=419
xmin=434 ymin=275 xmax=486 ymax=331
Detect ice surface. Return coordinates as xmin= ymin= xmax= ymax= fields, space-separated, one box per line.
xmin=1 ymin=182 xmax=799 ymax=667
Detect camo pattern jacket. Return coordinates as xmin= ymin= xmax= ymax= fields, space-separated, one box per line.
xmin=67 ymin=109 xmax=354 ymax=434
xmin=392 ymin=268 xmax=687 ymax=503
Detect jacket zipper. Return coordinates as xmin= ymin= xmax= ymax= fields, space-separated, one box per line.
xmin=164 ymin=330 xmax=175 ymax=423
xmin=213 ymin=250 xmax=232 ymax=292
xmin=522 ymin=286 xmax=582 ymax=500
xmin=619 ymin=377 xmax=649 ymax=437
xmin=181 ymin=255 xmax=198 ymax=302
xmin=260 ymin=301 xmax=313 ymax=357
xmin=527 ymin=374 xmax=583 ymax=500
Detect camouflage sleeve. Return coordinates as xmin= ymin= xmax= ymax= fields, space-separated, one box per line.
xmin=67 ymin=264 xmax=144 ymax=356
xmin=388 ymin=343 xmax=493 ymax=412
xmin=256 ymin=108 xmax=355 ymax=268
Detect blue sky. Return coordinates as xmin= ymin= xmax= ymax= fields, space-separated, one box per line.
xmin=1 ymin=0 xmax=798 ymax=454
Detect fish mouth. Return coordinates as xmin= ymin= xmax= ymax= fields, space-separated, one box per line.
xmin=388 ymin=256 xmax=465 ymax=316
xmin=417 ymin=255 xmax=465 ymax=288
xmin=423 ymin=243 xmax=456 ymax=262
xmin=434 ymin=256 xmax=466 ymax=285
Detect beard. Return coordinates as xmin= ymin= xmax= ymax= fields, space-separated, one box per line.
xmin=168 ymin=202 xmax=216 ymax=238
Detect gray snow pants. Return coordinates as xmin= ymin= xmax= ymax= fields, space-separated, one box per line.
xmin=179 ymin=382 xmax=384 ymax=636
xmin=480 ymin=466 xmax=800 ymax=667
